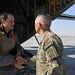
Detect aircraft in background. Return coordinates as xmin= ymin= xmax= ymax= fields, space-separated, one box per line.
xmin=57 ymin=14 xmax=75 ymax=20
xmin=0 ymin=0 xmax=75 ymax=43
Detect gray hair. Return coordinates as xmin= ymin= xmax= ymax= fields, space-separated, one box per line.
xmin=36 ymin=14 xmax=52 ymax=27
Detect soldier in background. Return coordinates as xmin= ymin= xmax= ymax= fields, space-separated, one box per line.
xmin=26 ymin=14 xmax=66 ymax=75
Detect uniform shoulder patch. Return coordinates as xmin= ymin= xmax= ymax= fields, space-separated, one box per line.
xmin=46 ymin=46 xmax=59 ymax=60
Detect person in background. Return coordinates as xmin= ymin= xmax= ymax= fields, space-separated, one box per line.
xmin=25 ymin=14 xmax=66 ymax=75
xmin=0 ymin=12 xmax=25 ymax=75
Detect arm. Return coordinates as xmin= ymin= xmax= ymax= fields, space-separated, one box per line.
xmin=0 ymin=51 xmax=17 ymax=67
xmin=43 ymin=38 xmax=59 ymax=75
xmin=45 ymin=45 xmax=59 ymax=67
xmin=24 ymin=55 xmax=37 ymax=64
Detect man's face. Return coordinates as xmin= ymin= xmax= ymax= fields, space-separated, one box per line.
xmin=35 ymin=18 xmax=40 ymax=33
xmin=3 ymin=14 xmax=15 ymax=30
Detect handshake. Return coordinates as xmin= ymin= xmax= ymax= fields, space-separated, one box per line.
xmin=9 ymin=49 xmax=32 ymax=69
xmin=13 ymin=55 xmax=25 ymax=69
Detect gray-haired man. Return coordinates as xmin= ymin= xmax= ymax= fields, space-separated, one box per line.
xmin=26 ymin=14 xmax=66 ymax=75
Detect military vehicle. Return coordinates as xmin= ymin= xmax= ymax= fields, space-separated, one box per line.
xmin=0 ymin=0 xmax=75 ymax=44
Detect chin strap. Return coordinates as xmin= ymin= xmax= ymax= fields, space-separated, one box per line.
xmin=34 ymin=34 xmax=39 ymax=45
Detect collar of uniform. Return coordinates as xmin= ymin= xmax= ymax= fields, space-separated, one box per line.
xmin=40 ymin=31 xmax=49 ymax=43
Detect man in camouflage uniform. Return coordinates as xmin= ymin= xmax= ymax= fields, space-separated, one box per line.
xmin=26 ymin=14 xmax=66 ymax=75
xmin=0 ymin=12 xmax=25 ymax=75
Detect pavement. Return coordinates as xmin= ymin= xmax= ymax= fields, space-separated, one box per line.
xmin=64 ymin=45 xmax=75 ymax=75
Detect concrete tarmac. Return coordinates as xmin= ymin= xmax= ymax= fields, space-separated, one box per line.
xmin=64 ymin=45 xmax=75 ymax=75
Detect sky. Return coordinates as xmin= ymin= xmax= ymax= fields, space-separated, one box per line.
xmin=51 ymin=4 xmax=75 ymax=36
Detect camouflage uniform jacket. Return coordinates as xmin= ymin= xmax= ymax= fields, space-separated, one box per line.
xmin=35 ymin=31 xmax=66 ymax=75
xmin=0 ymin=26 xmax=24 ymax=75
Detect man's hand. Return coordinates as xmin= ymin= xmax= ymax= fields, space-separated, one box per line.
xmin=14 ymin=56 xmax=25 ymax=69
